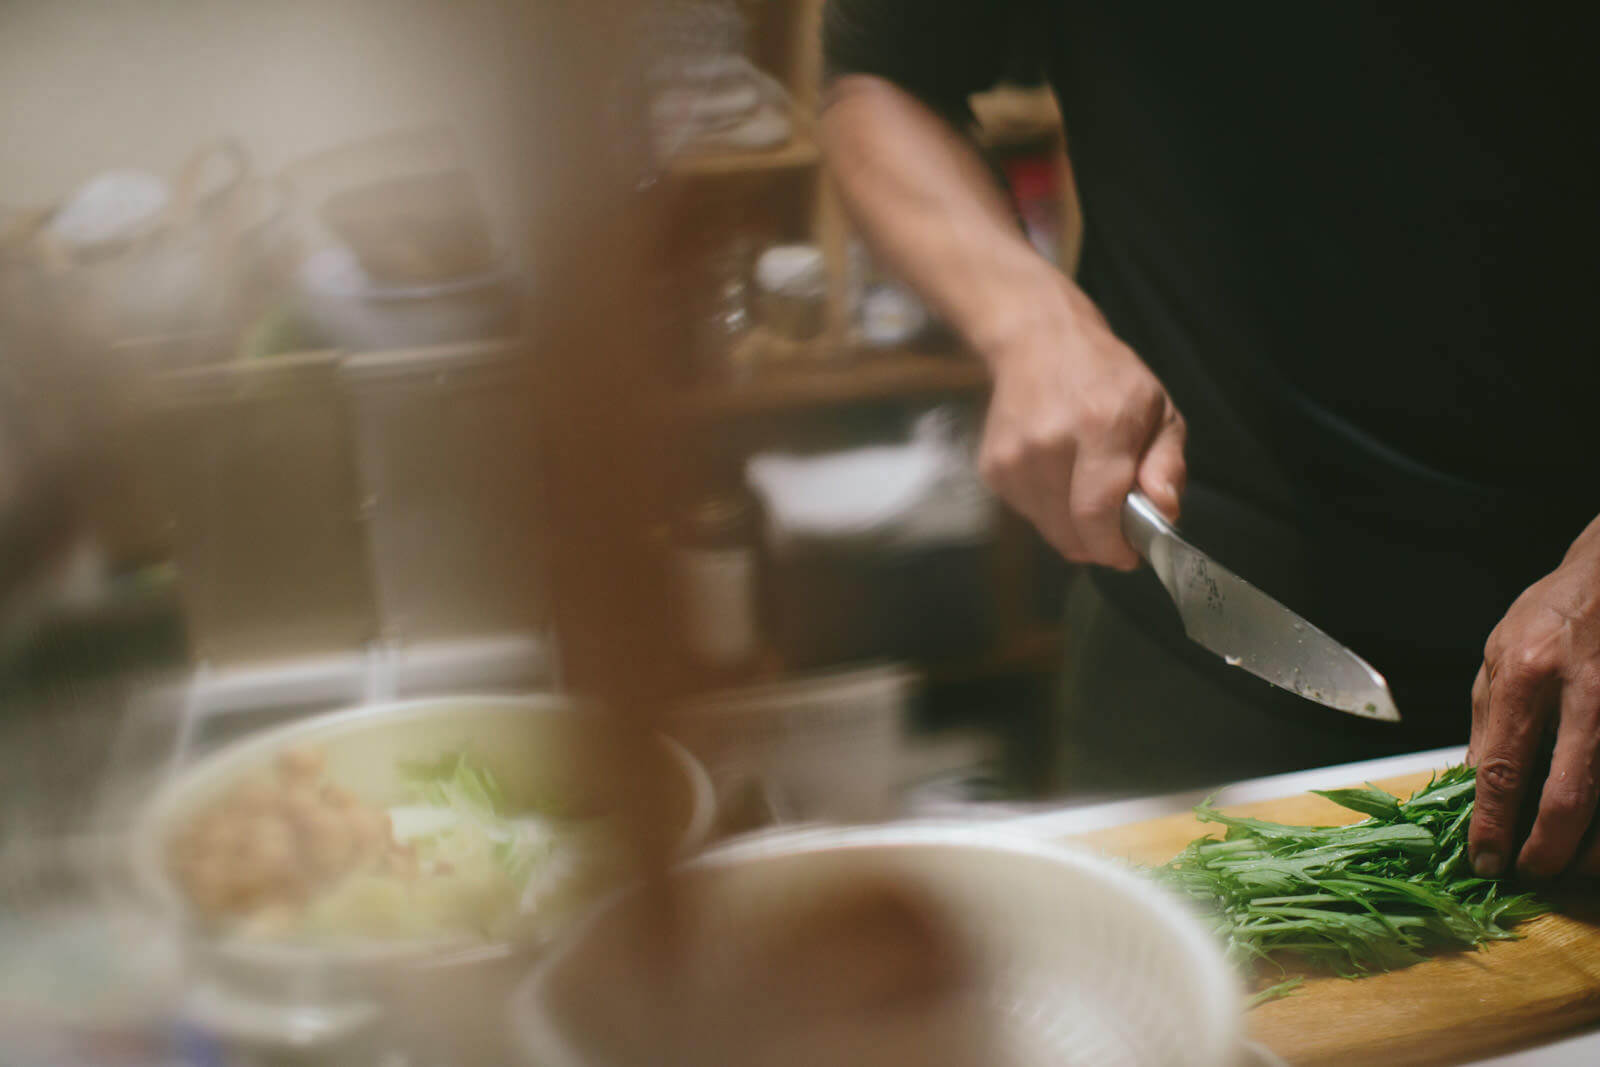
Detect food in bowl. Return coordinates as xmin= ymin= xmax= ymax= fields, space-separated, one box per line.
xmin=169 ymin=745 xmax=622 ymax=944
xmin=134 ymin=698 xmax=714 ymax=1057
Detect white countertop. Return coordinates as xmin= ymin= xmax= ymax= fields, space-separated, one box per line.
xmin=1005 ymin=746 xmax=1600 ymax=1066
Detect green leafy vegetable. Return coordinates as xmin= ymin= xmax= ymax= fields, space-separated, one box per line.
xmin=1154 ymin=765 xmax=1547 ymax=984
xmin=1246 ymin=977 xmax=1304 ymax=1008
xmin=385 ymin=751 xmax=623 ymax=941
xmin=398 ymin=751 xmax=506 ymax=816
xmin=1308 ymin=785 xmax=1400 ymax=821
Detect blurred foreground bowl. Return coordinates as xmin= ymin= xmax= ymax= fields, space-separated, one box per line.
xmin=511 ymin=822 xmax=1243 ymax=1067
xmin=132 ymin=694 xmax=714 ymax=1059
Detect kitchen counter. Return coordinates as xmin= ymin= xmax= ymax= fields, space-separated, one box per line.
xmin=1007 ymin=746 xmax=1600 ymax=1066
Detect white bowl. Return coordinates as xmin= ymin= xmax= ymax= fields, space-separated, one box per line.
xmin=510 ymin=822 xmax=1243 ymax=1067
xmin=295 ymin=243 xmax=518 ymax=351
xmin=132 ymin=694 xmax=714 ymax=1052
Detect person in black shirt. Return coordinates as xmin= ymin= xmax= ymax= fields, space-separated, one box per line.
xmin=821 ymin=2 xmax=1600 ymax=881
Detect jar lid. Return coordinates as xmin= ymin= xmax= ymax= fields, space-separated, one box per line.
xmin=754 ymin=244 xmax=825 ymax=296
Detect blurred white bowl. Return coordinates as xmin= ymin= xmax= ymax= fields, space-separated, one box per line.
xmin=510 ymin=822 xmax=1243 ymax=1067
xmin=132 ymin=694 xmax=714 ymax=1054
xmin=296 ymin=243 xmax=518 ymax=351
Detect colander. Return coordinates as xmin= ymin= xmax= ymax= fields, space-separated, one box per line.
xmin=509 ymin=822 xmax=1244 ymax=1067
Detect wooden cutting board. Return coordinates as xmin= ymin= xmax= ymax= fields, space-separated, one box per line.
xmin=1063 ymin=771 xmax=1600 ymax=1066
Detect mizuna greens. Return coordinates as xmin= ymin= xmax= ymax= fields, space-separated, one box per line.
xmin=1156 ymin=765 xmax=1547 ymax=979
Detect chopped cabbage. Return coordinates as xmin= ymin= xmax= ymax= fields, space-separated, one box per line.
xmin=275 ymin=753 xmax=619 ymax=943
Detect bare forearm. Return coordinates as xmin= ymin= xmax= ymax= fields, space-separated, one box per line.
xmin=822 ymin=73 xmax=1187 ymax=564
xmin=819 ymin=74 xmax=1070 ymax=365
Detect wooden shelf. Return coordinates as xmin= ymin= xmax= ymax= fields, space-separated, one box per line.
xmin=666 ymin=135 xmax=820 ymax=178
xmin=642 ymin=5 xmax=1065 ymax=721
xmin=667 ymin=347 xmax=989 ymax=419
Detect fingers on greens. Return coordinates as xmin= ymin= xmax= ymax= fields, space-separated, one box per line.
xmin=1156 ymin=766 xmax=1546 ymax=980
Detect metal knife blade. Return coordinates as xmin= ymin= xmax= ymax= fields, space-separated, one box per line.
xmin=1121 ymin=491 xmax=1401 ymax=722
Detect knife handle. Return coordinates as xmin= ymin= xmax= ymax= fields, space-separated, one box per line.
xmin=1121 ymin=490 xmax=1179 ymax=561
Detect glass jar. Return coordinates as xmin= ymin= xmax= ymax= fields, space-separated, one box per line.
xmin=695 ymin=230 xmax=759 ymax=381
xmin=753 ymin=243 xmax=826 ymax=343
xmin=677 ymin=490 xmax=761 ymax=670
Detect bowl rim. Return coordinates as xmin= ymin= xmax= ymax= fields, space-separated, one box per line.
xmin=131 ymin=692 xmax=717 ymax=969
xmin=508 ymin=820 xmax=1244 ymax=1067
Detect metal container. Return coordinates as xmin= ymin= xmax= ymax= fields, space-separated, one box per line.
xmin=677 ymin=664 xmax=913 ymax=825
xmin=131 ymin=695 xmax=715 ymax=1059
xmin=676 ymin=491 xmax=761 ymax=671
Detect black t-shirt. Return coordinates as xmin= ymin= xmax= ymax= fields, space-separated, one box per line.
xmin=826 ymin=2 xmax=1600 ymax=726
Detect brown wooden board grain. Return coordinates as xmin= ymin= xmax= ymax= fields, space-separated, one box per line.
xmin=1063 ymin=770 xmax=1600 ymax=1066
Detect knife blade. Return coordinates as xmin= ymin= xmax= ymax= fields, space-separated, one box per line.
xmin=1121 ymin=491 xmax=1401 ymax=722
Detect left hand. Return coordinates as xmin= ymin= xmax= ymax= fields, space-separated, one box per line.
xmin=1469 ymin=515 xmax=1600 ymax=880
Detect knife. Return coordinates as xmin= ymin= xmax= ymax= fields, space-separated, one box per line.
xmin=1121 ymin=491 xmax=1401 ymax=722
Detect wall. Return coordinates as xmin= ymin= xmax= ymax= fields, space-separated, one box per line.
xmin=0 ymin=0 xmax=521 ymax=209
